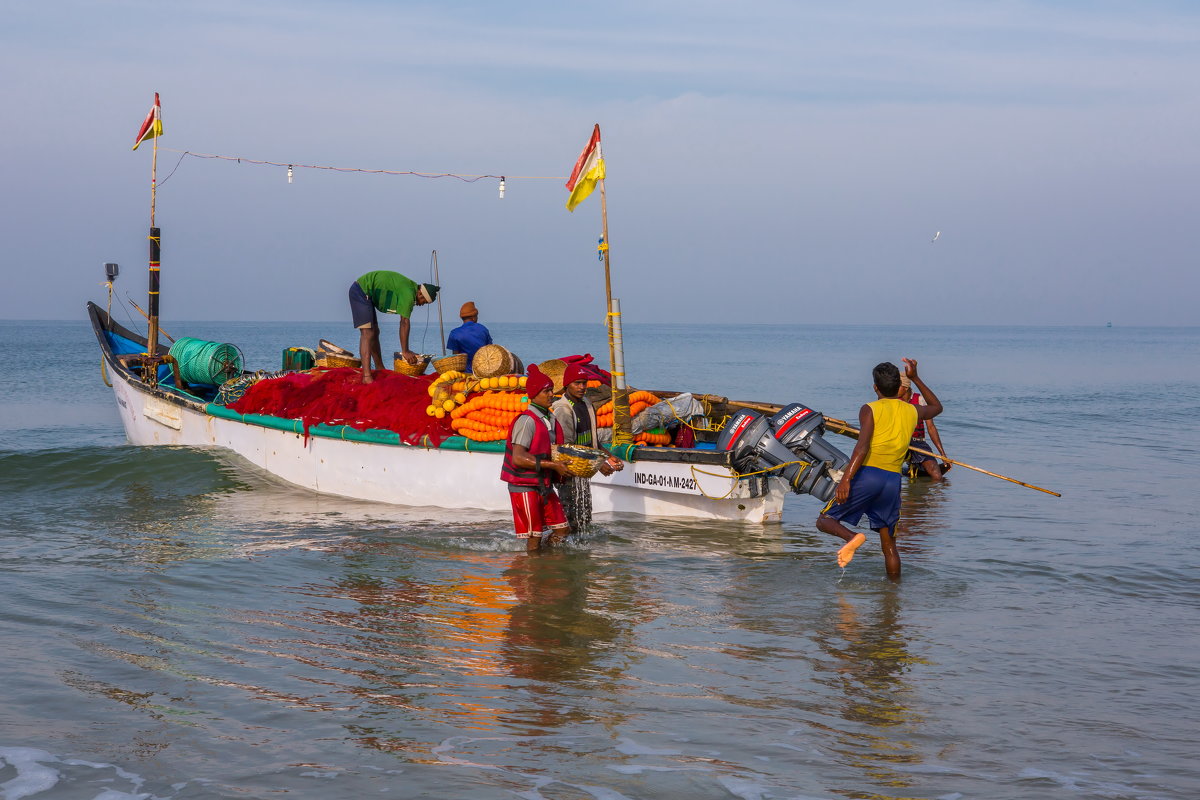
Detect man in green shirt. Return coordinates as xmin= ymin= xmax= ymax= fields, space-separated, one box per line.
xmin=349 ymin=271 xmax=439 ymax=384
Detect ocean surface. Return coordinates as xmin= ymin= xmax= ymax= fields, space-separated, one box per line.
xmin=1 ymin=316 xmax=1197 ymax=800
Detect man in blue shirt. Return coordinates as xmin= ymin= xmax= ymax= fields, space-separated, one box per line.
xmin=446 ymin=301 xmax=492 ymax=369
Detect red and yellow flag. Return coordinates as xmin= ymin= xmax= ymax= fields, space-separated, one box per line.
xmin=565 ymin=124 xmax=605 ymax=212
xmin=132 ymin=93 xmax=163 ymax=151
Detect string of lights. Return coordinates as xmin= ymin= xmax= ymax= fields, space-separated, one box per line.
xmin=157 ymin=148 xmax=567 ymax=198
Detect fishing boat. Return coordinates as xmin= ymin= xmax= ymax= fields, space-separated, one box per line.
xmin=92 ymin=111 xmax=862 ymax=524
xmin=89 ymin=300 xmax=856 ymax=523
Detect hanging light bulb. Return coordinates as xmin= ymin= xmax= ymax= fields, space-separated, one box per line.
xmin=498 ymin=176 xmax=506 ymax=199
xmin=287 ymin=165 xmax=294 ymax=184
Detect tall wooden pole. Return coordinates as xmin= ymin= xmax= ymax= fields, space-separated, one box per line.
xmin=146 ymin=134 xmax=161 ymax=359
xmin=433 ymin=250 xmax=446 ymax=355
xmin=600 ymin=173 xmax=633 ymax=445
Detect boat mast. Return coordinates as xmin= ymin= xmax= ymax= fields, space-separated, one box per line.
xmin=146 ymin=115 xmax=161 ymax=361
xmin=598 ymin=157 xmax=634 ymax=446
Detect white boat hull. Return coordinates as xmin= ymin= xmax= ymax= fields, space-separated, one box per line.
xmin=109 ymin=364 xmax=786 ymax=524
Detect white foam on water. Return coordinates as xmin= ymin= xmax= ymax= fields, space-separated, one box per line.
xmin=0 ymin=747 xmax=160 ymax=800
xmin=0 ymin=747 xmax=61 ymax=800
xmin=614 ymin=737 xmax=682 ymax=756
xmin=607 ymin=765 xmax=712 ymax=775
xmin=1015 ymin=766 xmax=1162 ymax=798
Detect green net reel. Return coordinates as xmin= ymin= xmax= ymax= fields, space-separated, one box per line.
xmin=168 ymin=337 xmax=244 ymax=385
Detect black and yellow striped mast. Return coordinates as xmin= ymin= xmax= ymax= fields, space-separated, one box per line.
xmin=133 ymin=93 xmax=164 ymax=366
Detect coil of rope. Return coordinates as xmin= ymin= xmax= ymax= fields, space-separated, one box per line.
xmin=168 ymin=337 xmax=244 ymax=385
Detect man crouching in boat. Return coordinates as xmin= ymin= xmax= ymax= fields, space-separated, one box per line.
xmin=502 ymin=365 xmax=574 ymax=551
xmin=348 ymin=270 xmax=439 ymax=384
xmin=816 ymin=359 xmax=943 ymax=579
xmin=552 ymin=362 xmax=623 ymax=531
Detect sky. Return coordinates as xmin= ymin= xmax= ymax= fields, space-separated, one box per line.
xmin=2 ymin=0 xmax=1198 ymax=325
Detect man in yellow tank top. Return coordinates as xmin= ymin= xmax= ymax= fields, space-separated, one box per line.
xmin=816 ymin=359 xmax=942 ymax=579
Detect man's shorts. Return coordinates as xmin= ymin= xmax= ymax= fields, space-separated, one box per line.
xmin=908 ymin=438 xmax=936 ymax=464
xmin=349 ymin=281 xmax=378 ymax=329
xmin=509 ymin=488 xmax=570 ymax=539
xmin=907 ymin=441 xmax=936 ymax=465
xmin=820 ymin=466 xmax=902 ymax=532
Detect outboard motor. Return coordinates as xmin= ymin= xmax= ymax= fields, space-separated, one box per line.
xmin=716 ymin=403 xmax=850 ymax=502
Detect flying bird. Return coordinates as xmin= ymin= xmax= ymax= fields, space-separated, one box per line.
xmin=931 ymin=231 xmax=941 ymax=243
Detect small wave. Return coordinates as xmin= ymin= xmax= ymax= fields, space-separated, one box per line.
xmin=0 ymin=445 xmax=240 ymax=495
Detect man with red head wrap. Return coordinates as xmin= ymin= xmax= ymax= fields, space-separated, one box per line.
xmin=501 ymin=365 xmax=573 ymax=551
xmin=552 ymin=362 xmax=623 ymax=532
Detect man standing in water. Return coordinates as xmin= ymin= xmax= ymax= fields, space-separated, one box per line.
xmin=502 ymin=365 xmax=574 ymax=551
xmin=900 ymin=375 xmax=950 ymax=481
xmin=348 ymin=270 xmax=439 ymax=384
xmin=816 ymin=359 xmax=943 ymax=578
xmin=552 ymin=362 xmax=622 ymax=531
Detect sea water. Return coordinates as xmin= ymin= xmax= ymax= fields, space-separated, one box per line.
xmin=0 ymin=317 xmax=1197 ymax=799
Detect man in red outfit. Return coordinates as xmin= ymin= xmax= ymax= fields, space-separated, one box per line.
xmin=501 ymin=365 xmax=574 ymax=551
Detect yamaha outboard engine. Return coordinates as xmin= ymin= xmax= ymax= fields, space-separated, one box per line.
xmin=716 ymin=403 xmax=850 ymax=502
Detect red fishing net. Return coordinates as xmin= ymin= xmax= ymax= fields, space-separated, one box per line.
xmin=228 ymin=368 xmax=454 ymax=444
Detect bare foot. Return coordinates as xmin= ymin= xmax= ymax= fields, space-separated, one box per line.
xmin=361 ymin=372 xmax=374 ymax=385
xmin=837 ymin=533 xmax=868 ymax=568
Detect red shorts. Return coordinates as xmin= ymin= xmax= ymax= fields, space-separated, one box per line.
xmin=509 ymin=489 xmax=569 ymax=539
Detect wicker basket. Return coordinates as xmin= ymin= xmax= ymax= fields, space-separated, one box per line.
xmin=316 ymin=339 xmax=359 ymax=369
xmin=433 ymin=353 xmax=468 ymax=374
xmin=552 ymin=444 xmax=607 ymax=478
xmin=318 ymin=339 xmax=355 ymax=356
xmin=393 ymin=354 xmax=429 ymax=376
xmin=537 ymin=359 xmax=568 ymax=392
xmin=316 ymin=354 xmax=361 ymax=369
xmin=472 ymin=344 xmax=515 ymax=378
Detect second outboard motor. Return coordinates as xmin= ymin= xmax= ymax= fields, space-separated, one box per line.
xmin=716 ymin=403 xmax=850 ymax=502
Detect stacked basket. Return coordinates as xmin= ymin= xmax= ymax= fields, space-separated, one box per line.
xmin=316 ymin=339 xmax=360 ymax=369
xmin=472 ymin=345 xmax=522 ymax=378
xmin=537 ymin=359 xmax=568 ymax=392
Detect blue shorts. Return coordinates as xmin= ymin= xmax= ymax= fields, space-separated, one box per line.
xmin=349 ymin=281 xmax=378 ymax=329
xmin=908 ymin=438 xmax=936 ymax=464
xmin=821 ymin=466 xmax=901 ymax=532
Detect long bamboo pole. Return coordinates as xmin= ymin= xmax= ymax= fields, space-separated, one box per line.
xmin=126 ymin=297 xmax=175 ymax=342
xmin=721 ymin=398 xmax=1061 ymax=497
xmin=433 ymin=250 xmax=446 ymax=355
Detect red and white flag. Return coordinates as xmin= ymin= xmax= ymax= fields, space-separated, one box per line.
xmin=565 ymin=124 xmax=605 ymax=212
xmin=132 ymin=93 xmax=163 ymax=151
